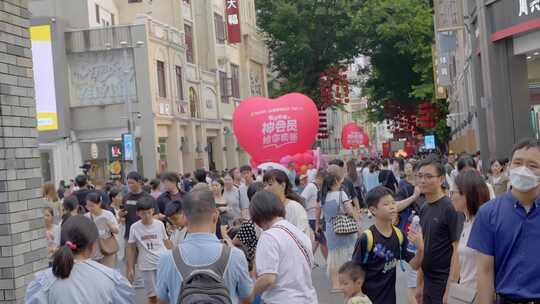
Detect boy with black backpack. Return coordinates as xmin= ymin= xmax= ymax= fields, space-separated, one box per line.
xmin=351 ymin=186 xmax=424 ymax=304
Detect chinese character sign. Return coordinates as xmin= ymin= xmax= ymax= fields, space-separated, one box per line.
xmin=233 ymin=93 xmax=319 ymax=164
xmin=341 ymin=123 xmax=369 ymax=149
xmin=226 ymin=0 xmax=241 ymax=43
xmin=519 ymin=0 xmax=540 ymax=16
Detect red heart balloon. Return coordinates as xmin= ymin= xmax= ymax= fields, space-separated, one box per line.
xmin=341 ymin=123 xmax=369 ymax=149
xmin=233 ymin=93 xmax=319 ymax=163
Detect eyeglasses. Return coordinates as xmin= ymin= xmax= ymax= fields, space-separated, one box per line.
xmin=415 ymin=174 xmax=441 ymax=180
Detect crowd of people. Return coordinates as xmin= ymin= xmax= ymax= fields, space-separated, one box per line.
xmin=25 ymin=137 xmax=540 ymax=304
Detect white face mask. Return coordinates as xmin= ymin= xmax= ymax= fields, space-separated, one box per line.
xmin=509 ymin=166 xmax=540 ymax=192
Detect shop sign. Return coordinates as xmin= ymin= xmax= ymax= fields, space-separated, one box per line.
xmin=518 ymin=0 xmax=540 ymax=17
xmin=225 ymin=0 xmax=241 ymax=43
xmin=434 ymin=0 xmax=464 ymax=31
xmin=492 ymin=0 xmax=540 ymax=39
xmin=90 ymin=143 xmax=98 ymax=159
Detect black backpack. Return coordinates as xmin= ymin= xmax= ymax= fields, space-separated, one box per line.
xmin=172 ymin=244 xmax=232 ymax=304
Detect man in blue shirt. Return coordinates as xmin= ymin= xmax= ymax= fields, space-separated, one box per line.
xmin=469 ymin=138 xmax=540 ymax=304
xmin=156 ymin=189 xmax=253 ymax=304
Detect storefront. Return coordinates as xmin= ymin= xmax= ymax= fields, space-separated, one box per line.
xmin=471 ymin=0 xmax=539 ymax=159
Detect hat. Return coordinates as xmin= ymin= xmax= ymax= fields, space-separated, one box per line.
xmin=299 ymin=174 xmax=308 ymax=180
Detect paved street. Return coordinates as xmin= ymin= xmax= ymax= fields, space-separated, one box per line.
xmin=134 ymin=215 xmax=409 ymax=304
xmin=133 ymin=258 xmax=408 ymax=304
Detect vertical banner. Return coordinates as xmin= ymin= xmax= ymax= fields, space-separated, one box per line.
xmin=404 ymin=139 xmax=414 ymax=156
xmin=225 ymin=0 xmax=241 ymax=43
xmin=382 ymin=142 xmax=390 ymax=158
xmin=122 ymin=133 xmax=134 ymax=161
xmin=30 ymin=25 xmax=59 ymax=131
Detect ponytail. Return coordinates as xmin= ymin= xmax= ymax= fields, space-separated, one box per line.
xmin=52 ymin=245 xmax=75 ymax=279
xmin=52 ymin=215 xmax=98 ymax=279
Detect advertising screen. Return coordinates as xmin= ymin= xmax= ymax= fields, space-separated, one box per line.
xmin=424 ymin=135 xmax=436 ymax=150
xmin=30 ymin=25 xmax=58 ymax=131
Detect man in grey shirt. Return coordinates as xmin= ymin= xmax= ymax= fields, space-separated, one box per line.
xmin=223 ymin=173 xmax=244 ymax=220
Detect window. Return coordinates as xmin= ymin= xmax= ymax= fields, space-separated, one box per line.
xmin=158 ymin=137 xmax=167 ymax=171
xmin=95 ymin=4 xmax=100 ymax=24
xmin=231 ymin=64 xmax=240 ymax=98
xmin=175 ymin=66 xmax=184 ymax=101
xmin=128 ymin=0 xmax=143 ymax=3
xmin=214 ymin=13 xmax=226 ymax=44
xmin=185 ymin=24 xmax=194 ymax=64
xmin=219 ymin=71 xmax=229 ymax=103
xmin=189 ymin=87 xmax=199 ymax=118
xmin=157 ymin=60 xmax=166 ymax=98
xmin=111 ymin=14 xmax=115 ymax=25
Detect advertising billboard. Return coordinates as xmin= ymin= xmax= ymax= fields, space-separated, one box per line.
xmin=30 ymin=25 xmax=58 ymax=131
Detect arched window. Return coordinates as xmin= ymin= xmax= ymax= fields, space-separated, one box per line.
xmin=189 ymin=87 xmax=199 ymax=118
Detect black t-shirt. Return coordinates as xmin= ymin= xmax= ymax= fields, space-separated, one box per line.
xmin=378 ymin=170 xmax=398 ymax=191
xmin=341 ymin=178 xmax=358 ymax=201
xmin=419 ymin=196 xmax=459 ymax=279
xmin=352 ymin=225 xmax=414 ymax=304
xmin=122 ymin=191 xmax=158 ymax=239
xmin=156 ymin=190 xmax=183 ymax=215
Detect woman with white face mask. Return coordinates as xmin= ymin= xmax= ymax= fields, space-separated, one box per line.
xmin=468 ymin=139 xmax=540 ymax=304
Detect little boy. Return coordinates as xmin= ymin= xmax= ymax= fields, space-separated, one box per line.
xmin=127 ymin=196 xmax=173 ymax=304
xmin=164 ymin=200 xmax=187 ymax=246
xmin=338 ymin=261 xmax=372 ymax=304
xmin=352 ymin=186 xmax=424 ymax=304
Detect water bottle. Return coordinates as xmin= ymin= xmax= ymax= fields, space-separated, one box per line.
xmin=407 ymin=215 xmax=420 ymax=254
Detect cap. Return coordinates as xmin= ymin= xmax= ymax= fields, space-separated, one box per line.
xmin=299 ymin=174 xmax=308 ymax=180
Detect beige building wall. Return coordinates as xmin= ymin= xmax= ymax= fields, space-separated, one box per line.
xmin=115 ymin=0 xmax=269 ymax=174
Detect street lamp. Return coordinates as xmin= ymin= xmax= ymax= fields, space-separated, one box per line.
xmin=119 ymin=40 xmax=144 ymax=172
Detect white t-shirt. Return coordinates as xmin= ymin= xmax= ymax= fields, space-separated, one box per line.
xmin=458 ymin=219 xmax=477 ymax=289
xmin=128 ymin=219 xmax=169 ymax=271
xmin=307 ymin=169 xmax=317 ymax=183
xmin=170 ymin=227 xmax=187 ymax=247
xmin=285 ymin=200 xmax=311 ymax=238
xmin=301 ymin=183 xmax=319 ymax=220
xmin=256 ymin=219 xmax=317 ymax=304
xmin=85 ymin=210 xmax=118 ymax=261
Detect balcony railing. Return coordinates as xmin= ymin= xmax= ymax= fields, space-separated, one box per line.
xmin=66 ymin=25 xmax=137 ymax=53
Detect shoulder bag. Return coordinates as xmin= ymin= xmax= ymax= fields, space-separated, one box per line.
xmin=92 ymin=214 xmax=119 ymax=256
xmin=447 ymin=283 xmax=478 ymax=304
xmin=331 ymin=191 xmax=358 ymax=235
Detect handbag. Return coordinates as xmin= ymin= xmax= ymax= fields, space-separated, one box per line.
xmin=447 ymin=282 xmax=478 ymax=304
xmin=91 ymin=214 xmax=119 ymax=256
xmin=331 ymin=191 xmax=358 ymax=235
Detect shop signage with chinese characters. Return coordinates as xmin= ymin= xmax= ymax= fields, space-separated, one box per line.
xmin=491 ymin=0 xmax=540 ymax=41
xmin=226 ymin=0 xmax=241 ymax=43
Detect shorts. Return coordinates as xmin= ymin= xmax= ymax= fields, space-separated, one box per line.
xmin=308 ymin=220 xmax=327 ymax=244
xmin=423 ymin=275 xmax=447 ymax=304
xmin=140 ymin=269 xmax=157 ymax=298
xmin=405 ymin=263 xmax=418 ymax=289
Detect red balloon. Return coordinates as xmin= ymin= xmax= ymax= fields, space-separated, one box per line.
xmin=341 ymin=123 xmax=369 ymax=149
xmin=233 ymin=93 xmax=320 ymax=163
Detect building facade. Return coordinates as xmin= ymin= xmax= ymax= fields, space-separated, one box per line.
xmin=441 ymin=0 xmax=539 ymax=161
xmin=29 ymin=0 xmax=269 ymax=183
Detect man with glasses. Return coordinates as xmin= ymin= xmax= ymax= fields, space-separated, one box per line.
xmin=469 ymin=138 xmax=540 ymax=304
xmin=415 ymin=158 xmax=460 ymax=304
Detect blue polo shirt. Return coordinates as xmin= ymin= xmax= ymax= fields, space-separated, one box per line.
xmin=468 ymin=190 xmax=540 ymax=299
